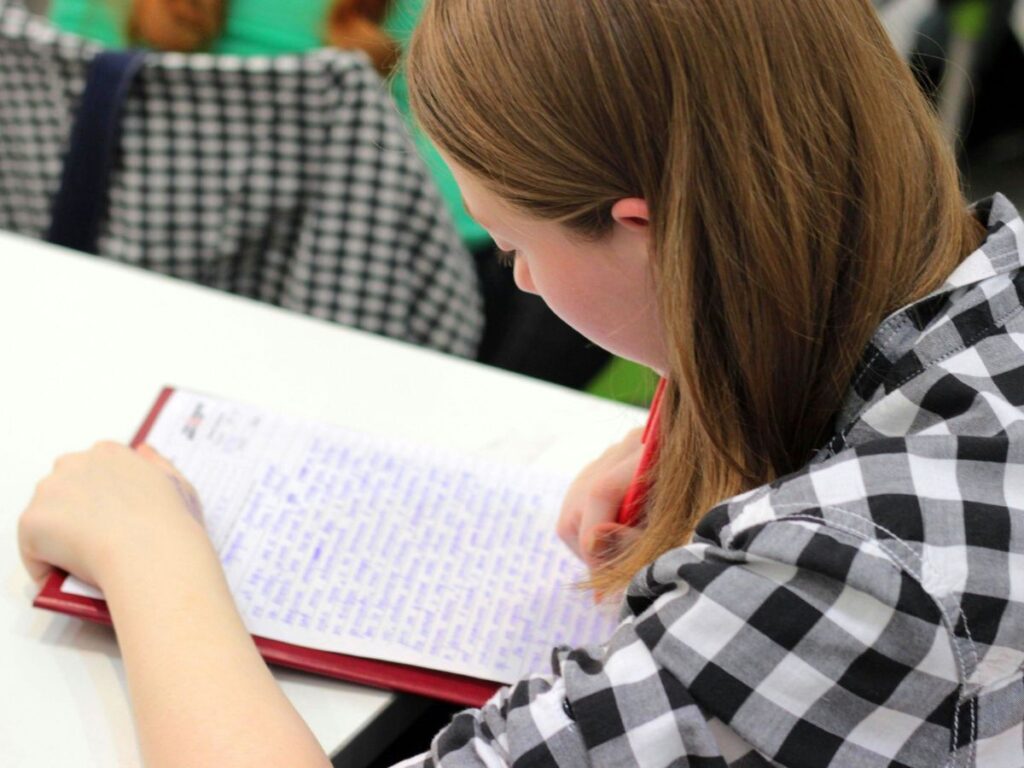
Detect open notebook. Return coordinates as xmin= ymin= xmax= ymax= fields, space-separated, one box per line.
xmin=35 ymin=388 xmax=620 ymax=707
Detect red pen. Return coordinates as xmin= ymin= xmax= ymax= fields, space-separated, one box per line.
xmin=617 ymin=377 xmax=667 ymax=526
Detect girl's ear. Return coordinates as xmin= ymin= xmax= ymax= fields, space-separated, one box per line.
xmin=610 ymin=198 xmax=650 ymax=233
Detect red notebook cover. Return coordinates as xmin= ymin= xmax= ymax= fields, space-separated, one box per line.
xmin=33 ymin=386 xmax=501 ymax=709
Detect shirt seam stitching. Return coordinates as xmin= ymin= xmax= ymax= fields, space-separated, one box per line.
xmin=727 ymin=509 xmax=974 ymax=761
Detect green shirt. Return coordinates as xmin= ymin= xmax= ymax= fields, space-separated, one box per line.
xmin=49 ymin=0 xmax=490 ymax=250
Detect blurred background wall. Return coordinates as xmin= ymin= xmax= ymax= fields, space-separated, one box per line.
xmin=876 ymin=0 xmax=1024 ymax=202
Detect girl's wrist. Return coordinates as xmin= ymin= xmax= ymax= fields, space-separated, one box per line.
xmin=95 ymin=520 xmax=218 ymax=603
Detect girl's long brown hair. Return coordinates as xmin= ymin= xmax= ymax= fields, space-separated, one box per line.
xmin=126 ymin=0 xmax=397 ymax=73
xmin=408 ymin=0 xmax=984 ymax=593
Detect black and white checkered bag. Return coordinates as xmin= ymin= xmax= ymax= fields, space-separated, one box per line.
xmin=0 ymin=0 xmax=483 ymax=358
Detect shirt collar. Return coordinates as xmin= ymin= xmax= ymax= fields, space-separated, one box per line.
xmin=941 ymin=194 xmax=1024 ymax=292
xmin=824 ymin=194 xmax=1023 ymax=455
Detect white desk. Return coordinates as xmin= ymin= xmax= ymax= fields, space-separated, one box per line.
xmin=0 ymin=232 xmax=645 ymax=766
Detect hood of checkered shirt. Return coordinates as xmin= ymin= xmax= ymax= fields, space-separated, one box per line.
xmin=824 ymin=192 xmax=1024 ymax=456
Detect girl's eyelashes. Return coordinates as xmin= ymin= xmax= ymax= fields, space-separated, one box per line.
xmin=496 ymin=248 xmax=517 ymax=268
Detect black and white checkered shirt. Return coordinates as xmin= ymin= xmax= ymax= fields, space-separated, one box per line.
xmin=0 ymin=0 xmax=482 ymax=357
xmin=398 ymin=194 xmax=1024 ymax=767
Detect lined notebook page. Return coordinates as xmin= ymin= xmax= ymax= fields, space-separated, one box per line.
xmin=64 ymin=390 xmax=620 ymax=684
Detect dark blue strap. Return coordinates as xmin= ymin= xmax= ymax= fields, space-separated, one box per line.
xmin=46 ymin=50 xmax=146 ymax=254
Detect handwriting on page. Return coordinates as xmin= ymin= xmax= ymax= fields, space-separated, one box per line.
xmin=68 ymin=391 xmax=620 ymax=683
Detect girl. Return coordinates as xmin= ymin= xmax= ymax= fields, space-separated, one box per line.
xmin=19 ymin=0 xmax=1024 ymax=765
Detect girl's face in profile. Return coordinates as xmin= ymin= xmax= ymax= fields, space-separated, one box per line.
xmin=447 ymin=160 xmax=668 ymax=374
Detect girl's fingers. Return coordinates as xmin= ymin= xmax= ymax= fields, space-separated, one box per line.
xmin=137 ymin=443 xmax=196 ymax=493
xmin=136 ymin=444 xmax=203 ymax=523
xmin=18 ymin=495 xmax=57 ymax=585
xmin=136 ymin=443 xmax=177 ymax=474
xmin=19 ymin=549 xmax=52 ymax=586
xmin=583 ymin=522 xmax=639 ymax=571
xmin=558 ymin=428 xmax=646 ymax=564
xmin=576 ymin=451 xmax=642 ymax=563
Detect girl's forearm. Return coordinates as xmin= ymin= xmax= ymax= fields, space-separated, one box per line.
xmin=101 ymin=543 xmax=331 ymax=768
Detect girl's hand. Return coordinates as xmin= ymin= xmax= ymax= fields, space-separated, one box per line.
xmin=20 ymin=444 xmax=331 ymax=767
xmin=18 ymin=441 xmax=208 ymax=590
xmin=557 ymin=427 xmax=644 ymax=571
